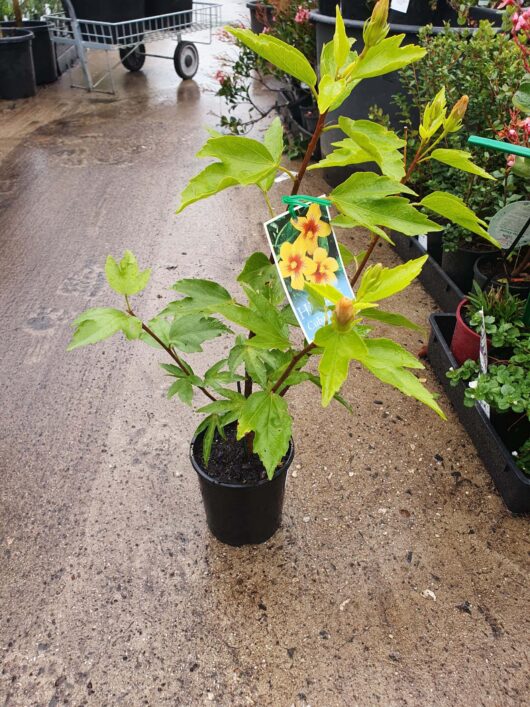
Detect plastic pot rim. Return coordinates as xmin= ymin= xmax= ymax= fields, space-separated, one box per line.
xmin=190 ymin=432 xmax=295 ymax=490
xmin=0 ymin=27 xmax=35 ymax=44
xmin=309 ymin=10 xmax=477 ymax=35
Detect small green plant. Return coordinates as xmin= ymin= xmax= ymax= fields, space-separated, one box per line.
xmin=447 ymin=339 xmax=530 ymax=416
xmin=515 ymin=437 xmax=530 ymax=476
xmin=465 ymin=282 xmax=527 ymax=348
xmin=69 ymin=2 xmax=499 ymax=479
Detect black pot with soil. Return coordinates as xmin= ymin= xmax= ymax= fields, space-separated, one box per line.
xmin=190 ymin=424 xmax=295 ymax=546
xmin=441 ymin=243 xmax=497 ymax=293
xmin=0 ymin=28 xmax=36 ymax=100
xmin=0 ymin=21 xmax=57 ymax=85
xmin=247 ymin=1 xmax=275 ymax=34
xmin=474 ymin=252 xmax=530 ymax=299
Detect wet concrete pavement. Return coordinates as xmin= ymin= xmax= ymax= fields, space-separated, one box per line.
xmin=1 ymin=3 xmax=529 ymax=705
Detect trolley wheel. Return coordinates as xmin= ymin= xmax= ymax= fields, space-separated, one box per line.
xmin=174 ymin=41 xmax=199 ymax=80
xmin=120 ymin=45 xmax=146 ymax=72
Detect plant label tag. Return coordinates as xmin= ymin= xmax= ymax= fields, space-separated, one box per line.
xmin=478 ymin=309 xmax=490 ymax=418
xmin=418 ymin=234 xmax=428 ymax=250
xmin=264 ymin=201 xmax=354 ymax=343
xmin=488 ymin=201 xmax=530 ymax=250
xmin=390 ymin=0 xmax=410 ymax=13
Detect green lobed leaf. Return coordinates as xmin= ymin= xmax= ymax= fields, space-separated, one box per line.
xmin=331 ymin=172 xmax=440 ymax=239
xmin=237 ymin=391 xmax=292 ymax=479
xmin=167 ymin=378 xmax=194 ymax=406
xmin=348 ymin=35 xmax=426 ymax=81
xmin=217 ymin=302 xmax=291 ymax=350
xmin=171 ymin=278 xmax=232 ymax=307
xmin=260 ymin=118 xmax=284 ymax=191
xmin=105 ymin=250 xmax=151 ymax=296
xmin=314 ymin=324 xmax=368 ymax=407
xmin=168 ymin=314 xmax=230 ymax=353
xmin=359 ymin=340 xmax=445 ymax=418
xmin=419 ymin=191 xmax=501 ymax=247
xmin=360 ymin=307 xmax=423 ymax=331
xmin=197 ymin=135 xmax=277 ymax=184
xmin=67 ymin=308 xmax=142 ymax=351
xmin=429 ymin=149 xmax=495 ymax=180
xmin=195 ymin=414 xmax=223 ymax=467
xmin=176 ymin=162 xmax=240 ymax=213
xmin=312 ymin=118 xmax=405 ymax=181
xmin=356 ymin=257 xmax=428 ymax=303
xmin=338 ymin=242 xmax=354 ymax=266
xmin=226 ymin=26 xmax=317 ymax=87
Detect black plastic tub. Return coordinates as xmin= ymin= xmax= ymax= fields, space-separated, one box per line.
xmin=190 ymin=433 xmax=295 ymax=546
xmin=247 ymin=1 xmax=274 ymax=34
xmin=469 ymin=5 xmax=504 ymax=27
xmin=0 ymin=28 xmax=36 ymax=100
xmin=145 ymin=0 xmax=192 ymax=26
xmin=392 ymin=232 xmax=465 ymax=312
xmin=64 ymin=0 xmax=146 ymax=44
xmin=0 ymin=21 xmax=57 ymax=85
xmin=441 ymin=244 xmax=496 ymax=293
xmin=428 ymin=313 xmax=530 ymax=514
xmin=474 ymin=253 xmax=530 ymax=299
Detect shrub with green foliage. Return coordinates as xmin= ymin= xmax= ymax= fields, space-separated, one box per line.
xmin=69 ymin=2 xmax=498 ymax=479
xmin=396 ymin=22 xmax=527 ymax=252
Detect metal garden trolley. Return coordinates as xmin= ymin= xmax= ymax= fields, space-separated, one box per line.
xmin=46 ymin=0 xmax=222 ymax=94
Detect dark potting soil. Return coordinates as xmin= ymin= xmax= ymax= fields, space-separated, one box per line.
xmin=479 ymin=257 xmax=530 ymax=284
xmin=198 ymin=425 xmax=284 ymax=485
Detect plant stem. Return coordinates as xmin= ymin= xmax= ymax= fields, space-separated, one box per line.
xmin=291 ymin=112 xmax=327 ymax=196
xmin=263 ymin=191 xmax=275 ymax=219
xmin=140 ymin=322 xmax=217 ymax=403
xmin=271 ymin=341 xmax=315 ymax=395
xmin=349 ymin=233 xmax=379 ymax=288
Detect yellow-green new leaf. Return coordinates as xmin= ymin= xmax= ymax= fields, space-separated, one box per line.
xmin=348 ymin=35 xmax=426 ymax=81
xmin=67 ymin=308 xmax=142 ymax=351
xmin=177 ymin=163 xmax=239 ymax=213
xmin=420 ymin=192 xmax=501 ymax=247
xmin=359 ymin=339 xmax=445 ymax=418
xmin=105 ymin=250 xmax=151 ymax=296
xmin=360 ymin=307 xmax=423 ymax=331
xmin=333 ymin=5 xmax=350 ymax=71
xmin=314 ymin=324 xmax=368 ymax=406
xmin=237 ymin=391 xmax=292 ymax=479
xmin=429 ymin=149 xmax=495 ymax=180
xmin=226 ymin=26 xmax=317 ymax=87
xmin=356 ymin=257 xmax=428 ymax=303
xmin=331 ymin=172 xmax=440 ymax=239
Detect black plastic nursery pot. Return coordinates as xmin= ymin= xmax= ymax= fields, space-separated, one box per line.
xmin=391 ymin=232 xmax=465 ymax=312
xmin=145 ymin=0 xmax=192 ymax=27
xmin=474 ymin=253 xmax=530 ymax=299
xmin=469 ymin=5 xmax=504 ymax=27
xmin=0 ymin=28 xmax=36 ymax=100
xmin=441 ymin=244 xmax=497 ymax=293
xmin=247 ymin=1 xmax=275 ymax=34
xmin=64 ymin=0 xmax=146 ymax=44
xmin=428 ymin=313 xmax=530 ymax=514
xmin=0 ymin=21 xmax=57 ymax=85
xmin=190 ymin=433 xmax=295 ymax=546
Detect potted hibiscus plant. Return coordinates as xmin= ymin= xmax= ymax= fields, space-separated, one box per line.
xmin=69 ymin=1 xmax=496 ymax=546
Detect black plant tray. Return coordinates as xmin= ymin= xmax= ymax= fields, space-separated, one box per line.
xmin=428 ymin=313 xmax=530 ymax=514
xmin=392 ymin=232 xmax=464 ymax=313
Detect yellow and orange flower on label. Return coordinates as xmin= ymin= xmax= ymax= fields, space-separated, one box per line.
xmin=265 ymin=200 xmax=354 ymax=342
